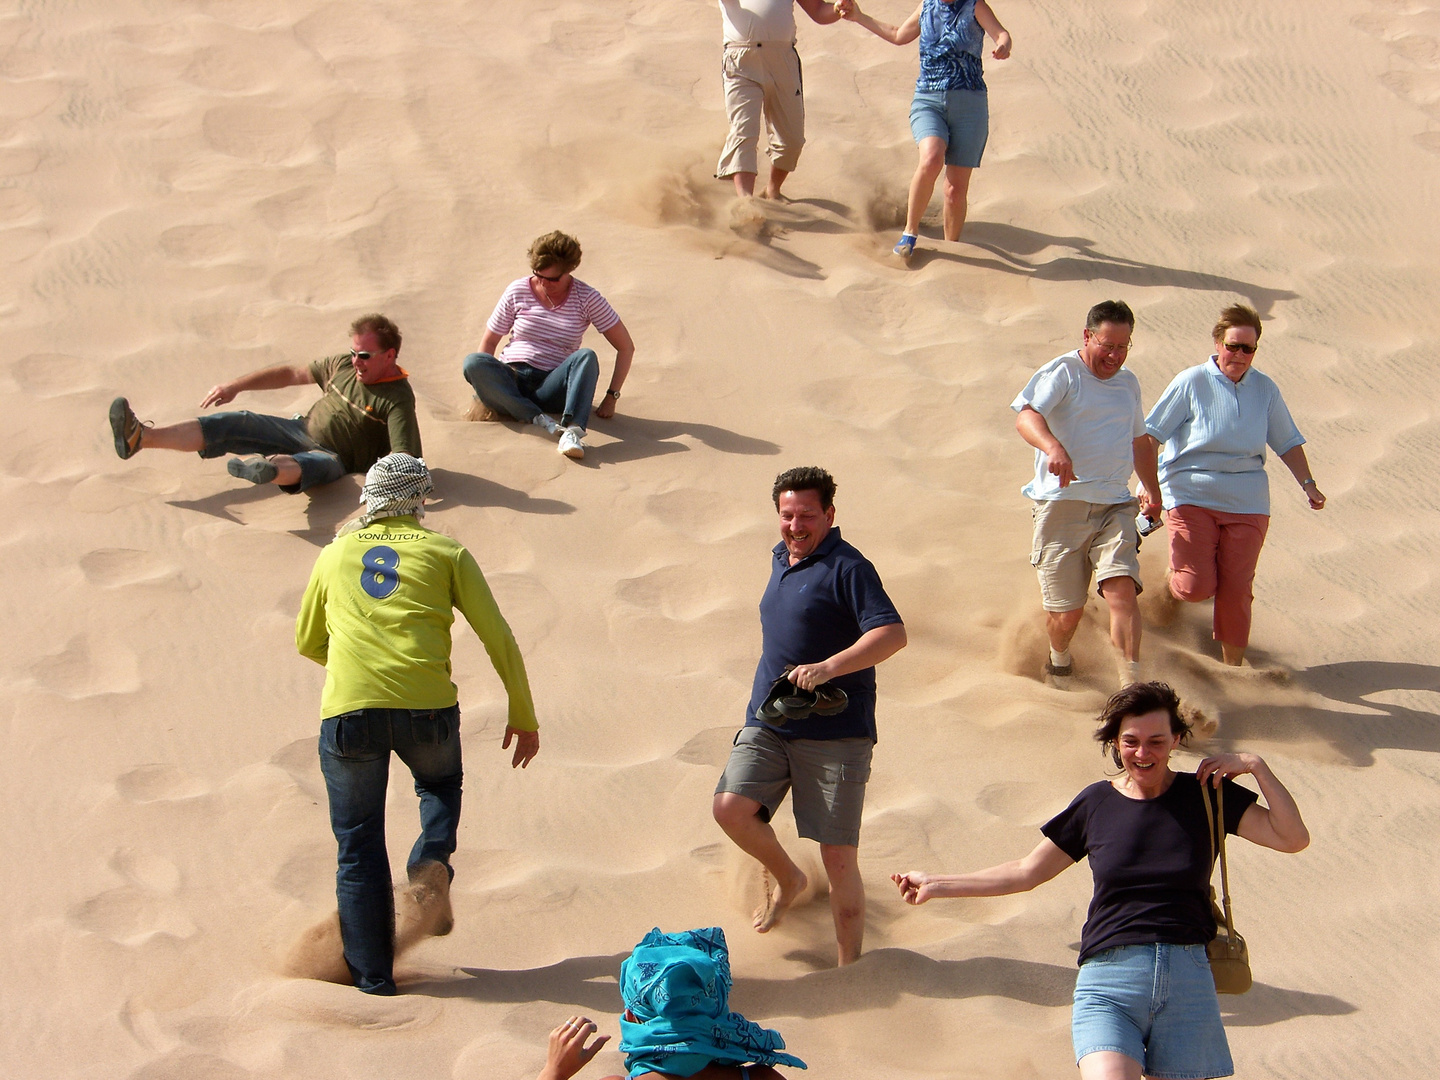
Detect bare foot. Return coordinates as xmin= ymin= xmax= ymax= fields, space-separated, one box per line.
xmin=753 ymin=866 xmax=807 ymax=933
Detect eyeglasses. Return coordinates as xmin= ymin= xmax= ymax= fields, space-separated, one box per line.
xmin=1220 ymin=342 xmax=1257 ymax=355
xmin=533 ymin=270 xmax=565 ymax=283
xmin=350 ymin=349 xmax=373 ymax=360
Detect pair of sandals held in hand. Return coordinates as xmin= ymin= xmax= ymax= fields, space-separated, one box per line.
xmin=757 ymin=666 xmax=848 ymax=723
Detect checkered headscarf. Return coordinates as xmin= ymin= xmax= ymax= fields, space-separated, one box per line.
xmin=358 ymin=453 xmax=433 ymax=525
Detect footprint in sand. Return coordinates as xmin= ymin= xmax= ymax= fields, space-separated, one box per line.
xmin=673 ymin=726 xmax=738 ymax=768
xmin=80 ymin=548 xmax=195 ymax=591
xmin=115 ymin=763 xmax=209 ymax=803
xmin=27 ymin=633 xmax=141 ymax=699
xmin=127 ymin=1050 xmax=253 ymax=1080
xmin=68 ymin=881 xmax=197 ymax=947
xmin=8 ymin=352 xmax=97 ymax=399
xmin=201 ymin=104 xmax=312 ymax=164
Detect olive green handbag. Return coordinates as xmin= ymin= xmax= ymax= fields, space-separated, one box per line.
xmin=1201 ymin=779 xmax=1252 ymax=994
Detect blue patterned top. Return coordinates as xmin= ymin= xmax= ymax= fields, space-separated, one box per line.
xmin=916 ymin=0 xmax=986 ymax=93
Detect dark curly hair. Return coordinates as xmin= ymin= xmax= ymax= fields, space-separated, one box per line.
xmin=1094 ymin=681 xmax=1191 ymax=768
xmin=772 ymin=466 xmax=836 ymax=510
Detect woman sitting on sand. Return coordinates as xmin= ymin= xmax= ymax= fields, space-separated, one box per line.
xmin=1140 ymin=303 xmax=1326 ymax=666
xmin=892 ymin=682 xmax=1309 ymax=1080
xmin=463 ymin=230 xmax=635 ymax=462
xmin=837 ymin=0 xmax=1011 ymax=260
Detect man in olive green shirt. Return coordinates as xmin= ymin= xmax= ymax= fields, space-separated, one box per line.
xmin=295 ymin=453 xmax=538 ymax=994
xmin=107 ymin=313 xmax=421 ymax=493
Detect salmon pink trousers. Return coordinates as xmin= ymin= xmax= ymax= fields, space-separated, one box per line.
xmin=1165 ymin=504 xmax=1270 ymax=648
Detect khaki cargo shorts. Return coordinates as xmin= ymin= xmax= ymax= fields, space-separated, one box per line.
xmin=1030 ymin=497 xmax=1142 ymax=612
xmin=715 ymin=724 xmax=872 ymax=848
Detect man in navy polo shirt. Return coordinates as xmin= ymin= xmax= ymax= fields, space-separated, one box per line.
xmin=713 ymin=466 xmax=907 ymax=966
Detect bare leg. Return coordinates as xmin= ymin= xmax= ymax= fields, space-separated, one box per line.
xmin=712 ymin=792 xmax=807 ymax=932
xmin=940 ymin=165 xmax=974 ymax=242
xmin=140 ymin=419 xmax=204 ymax=452
xmin=905 ymin=137 xmax=947 ymax=236
xmin=763 ymin=165 xmax=791 ymax=200
xmin=1078 ymin=1050 xmax=1144 ymax=1080
xmin=1220 ymin=642 xmax=1246 ymax=666
xmin=820 ymin=843 xmax=864 ymax=966
xmin=1099 ymin=576 xmax=1142 ymax=663
xmin=269 ymin=455 xmax=302 ymax=487
xmin=733 ymin=172 xmax=757 ymax=197
xmin=1045 ymin=608 xmax=1085 ymax=654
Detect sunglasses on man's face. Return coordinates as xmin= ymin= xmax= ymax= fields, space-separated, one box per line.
xmin=1221 ymin=342 xmax=1257 ymax=355
xmin=351 ymin=349 xmax=374 ymax=360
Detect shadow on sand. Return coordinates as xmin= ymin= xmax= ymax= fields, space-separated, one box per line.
xmin=1219 ymin=660 xmax=1440 ymax=767
xmin=906 ymin=222 xmax=1299 ymax=316
xmin=575 ymin=413 xmax=781 ymax=468
xmin=167 ymin=474 xmax=362 ymax=546
xmin=415 ymin=948 xmax=1350 ymax=1025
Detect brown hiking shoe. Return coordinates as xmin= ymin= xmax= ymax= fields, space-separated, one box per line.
xmin=108 ymin=397 xmax=147 ymax=459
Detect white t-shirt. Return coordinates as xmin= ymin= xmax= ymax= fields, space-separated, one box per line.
xmin=719 ymin=0 xmax=797 ymax=44
xmin=1010 ymin=351 xmax=1145 ymax=504
xmin=486 ymin=277 xmax=621 ymax=372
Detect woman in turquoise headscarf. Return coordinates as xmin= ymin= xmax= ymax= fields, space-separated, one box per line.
xmin=536 ymin=927 xmax=803 ymax=1080
xmin=839 ymin=0 xmax=1012 ymax=259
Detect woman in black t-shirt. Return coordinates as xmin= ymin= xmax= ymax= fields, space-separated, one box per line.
xmin=892 ymin=682 xmax=1308 ymax=1080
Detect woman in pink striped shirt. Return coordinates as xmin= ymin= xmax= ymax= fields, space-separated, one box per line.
xmin=463 ymin=231 xmax=635 ymax=461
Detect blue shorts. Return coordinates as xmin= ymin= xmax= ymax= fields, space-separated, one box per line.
xmin=196 ymin=410 xmax=346 ymax=493
xmin=909 ymin=88 xmax=989 ymax=167
xmin=1072 ymin=944 xmax=1233 ymax=1079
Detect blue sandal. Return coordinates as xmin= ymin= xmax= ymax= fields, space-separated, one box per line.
xmin=893 ymin=233 xmax=917 ymax=258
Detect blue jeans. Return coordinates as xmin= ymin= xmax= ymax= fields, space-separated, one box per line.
xmin=318 ymin=705 xmax=463 ymax=995
xmin=196 ymin=410 xmax=346 ymax=492
xmin=462 ymin=349 xmax=599 ymax=430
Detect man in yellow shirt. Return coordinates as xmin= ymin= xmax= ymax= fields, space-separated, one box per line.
xmin=295 ymin=453 xmax=539 ymax=994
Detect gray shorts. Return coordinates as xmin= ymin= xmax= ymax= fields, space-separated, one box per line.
xmin=1030 ymin=497 xmax=1143 ymax=612
xmin=715 ymin=725 xmax=873 ymax=848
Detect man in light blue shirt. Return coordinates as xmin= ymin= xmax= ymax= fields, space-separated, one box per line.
xmin=1011 ymin=300 xmax=1161 ymax=687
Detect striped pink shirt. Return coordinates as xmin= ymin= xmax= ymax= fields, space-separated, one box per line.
xmin=486 ymin=277 xmax=621 ymax=372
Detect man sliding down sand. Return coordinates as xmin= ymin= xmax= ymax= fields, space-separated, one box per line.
xmin=107 ymin=313 xmax=421 ymax=493
xmin=290 ymin=454 xmax=539 ymax=995
xmin=713 ymin=467 xmax=906 ymax=966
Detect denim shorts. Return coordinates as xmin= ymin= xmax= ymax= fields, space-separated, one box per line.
xmin=715 ymin=724 xmax=872 ymax=847
xmin=1072 ymin=943 xmax=1233 ymax=1079
xmin=909 ymin=88 xmax=989 ymax=167
xmin=197 ymin=410 xmax=346 ymax=492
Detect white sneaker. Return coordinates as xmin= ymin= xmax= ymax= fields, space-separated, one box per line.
xmin=557 ymin=426 xmax=585 ymax=460
xmin=531 ymin=413 xmax=560 ymax=436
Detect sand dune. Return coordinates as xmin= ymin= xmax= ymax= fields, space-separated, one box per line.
xmin=4 ymin=0 xmax=1439 ymax=1077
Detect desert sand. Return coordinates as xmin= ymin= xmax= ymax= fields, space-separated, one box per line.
xmin=4 ymin=1 xmax=1439 ymax=1077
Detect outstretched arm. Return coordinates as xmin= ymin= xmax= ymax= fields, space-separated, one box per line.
xmin=798 ymin=0 xmax=845 ymax=25
xmin=893 ymin=838 xmax=1074 ymax=904
xmin=837 ymin=1 xmax=923 ymax=46
xmin=1196 ymin=754 xmax=1310 ymax=853
xmin=200 ymin=363 xmax=315 ymax=409
xmin=974 ymin=0 xmax=1011 ymax=59
xmin=537 ymin=1017 xmax=612 ymax=1080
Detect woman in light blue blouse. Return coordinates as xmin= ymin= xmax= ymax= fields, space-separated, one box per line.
xmin=838 ymin=0 xmax=1011 ymax=259
xmin=1142 ymin=305 xmax=1327 ymax=666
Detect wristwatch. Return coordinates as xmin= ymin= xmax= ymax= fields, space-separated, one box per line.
xmin=604 ymin=389 xmax=621 ymax=400
xmin=1301 ymin=479 xmax=1317 ymax=487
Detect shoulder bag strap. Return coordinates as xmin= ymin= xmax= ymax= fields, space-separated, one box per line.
xmin=1201 ymin=778 xmax=1237 ymax=939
